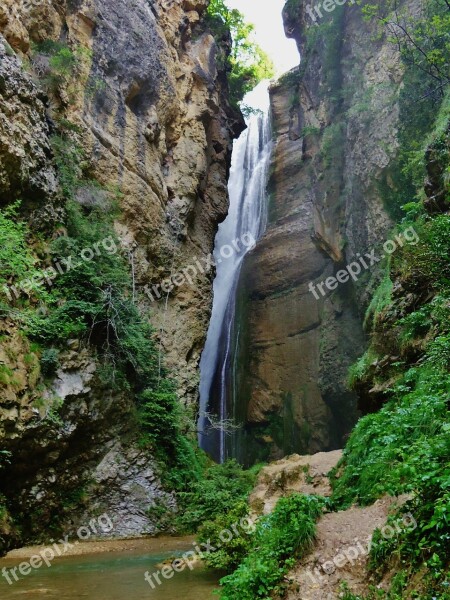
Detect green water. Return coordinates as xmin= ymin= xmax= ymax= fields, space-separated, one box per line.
xmin=0 ymin=538 xmax=219 ymax=599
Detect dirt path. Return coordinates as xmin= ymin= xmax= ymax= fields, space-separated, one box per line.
xmin=284 ymin=496 xmax=408 ymax=599
xmin=249 ymin=450 xmax=408 ymax=599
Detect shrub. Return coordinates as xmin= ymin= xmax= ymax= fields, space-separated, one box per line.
xmin=33 ymin=42 xmax=91 ymax=99
xmin=332 ymin=367 xmax=450 ymax=508
xmin=197 ymin=500 xmax=255 ymax=571
xmin=206 ymin=0 xmax=274 ymax=107
xmin=174 ymin=459 xmax=259 ymax=533
xmin=40 ymin=348 xmax=60 ymax=377
xmin=0 ymin=202 xmax=37 ymax=289
xmin=219 ymin=494 xmax=325 ymax=599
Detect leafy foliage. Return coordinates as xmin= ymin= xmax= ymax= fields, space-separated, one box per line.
xmin=219 ymin=494 xmax=325 ymax=599
xmin=362 ymin=0 xmax=450 ymax=97
xmin=40 ymin=348 xmax=60 ymax=377
xmin=206 ymin=0 xmax=274 ymax=107
xmin=33 ymin=41 xmax=91 ymax=99
xmin=198 ymin=500 xmax=255 ymax=571
xmin=332 ymin=368 xmax=450 ymax=507
xmin=0 ymin=202 xmax=37 ymax=289
xmin=361 ymin=2 xmax=450 ymax=218
xmin=334 ymin=70 xmax=450 ymax=598
xmin=174 ymin=459 xmax=259 ymax=532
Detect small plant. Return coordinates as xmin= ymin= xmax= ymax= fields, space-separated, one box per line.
xmin=347 ymin=348 xmax=377 ymax=388
xmin=301 ymin=125 xmax=321 ymax=137
xmin=33 ymin=42 xmax=92 ymax=100
xmin=40 ymin=348 xmax=60 ymax=377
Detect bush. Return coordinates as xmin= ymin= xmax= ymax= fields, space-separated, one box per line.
xmin=138 ymin=380 xmax=182 ymax=452
xmin=206 ymin=0 xmax=274 ymax=107
xmin=40 ymin=348 xmax=60 ymax=377
xmin=174 ymin=459 xmax=259 ymax=533
xmin=0 ymin=202 xmax=37 ymax=290
xmin=219 ymin=494 xmax=325 ymax=599
xmin=332 ymin=368 xmax=450 ymax=508
xmin=198 ymin=500 xmax=255 ymax=571
xmin=33 ymin=41 xmax=91 ymax=99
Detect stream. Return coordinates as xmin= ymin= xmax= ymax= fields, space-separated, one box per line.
xmin=0 ymin=538 xmax=219 ymax=599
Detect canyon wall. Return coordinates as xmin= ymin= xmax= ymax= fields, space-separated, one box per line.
xmin=0 ymin=0 xmax=241 ymax=549
xmin=233 ymin=1 xmax=407 ymax=462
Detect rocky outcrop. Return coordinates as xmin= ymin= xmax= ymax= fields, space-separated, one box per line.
xmin=249 ymin=450 xmax=342 ymax=515
xmin=0 ymin=40 xmax=58 ymax=205
xmin=0 ymin=0 xmax=241 ymax=550
xmin=233 ymin=0 xmax=411 ymax=461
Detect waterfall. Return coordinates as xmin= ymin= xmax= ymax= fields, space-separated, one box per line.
xmin=198 ymin=109 xmax=272 ymax=463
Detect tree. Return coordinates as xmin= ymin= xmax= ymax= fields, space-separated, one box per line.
xmin=206 ymin=0 xmax=275 ymax=107
xmin=363 ymin=0 xmax=450 ymax=100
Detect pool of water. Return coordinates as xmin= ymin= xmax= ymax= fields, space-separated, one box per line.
xmin=0 ymin=538 xmax=219 ymax=599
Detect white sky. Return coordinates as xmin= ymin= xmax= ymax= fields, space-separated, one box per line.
xmin=225 ymin=0 xmax=299 ymax=75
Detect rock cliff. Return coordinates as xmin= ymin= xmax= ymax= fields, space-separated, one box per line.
xmin=0 ymin=0 xmax=242 ymax=550
xmin=233 ymin=0 xmax=409 ymax=462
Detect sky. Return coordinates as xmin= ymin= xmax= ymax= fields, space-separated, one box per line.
xmin=225 ymin=0 xmax=299 ymax=75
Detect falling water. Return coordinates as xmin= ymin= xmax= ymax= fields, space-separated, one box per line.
xmin=198 ymin=109 xmax=272 ymax=463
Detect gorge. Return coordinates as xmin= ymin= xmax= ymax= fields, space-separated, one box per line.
xmin=0 ymin=0 xmax=449 ymax=599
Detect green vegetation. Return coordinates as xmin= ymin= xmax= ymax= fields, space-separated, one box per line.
xmin=0 ymin=201 xmax=37 ymax=290
xmin=362 ymin=0 xmax=450 ymax=94
xmin=219 ymin=494 xmax=325 ymax=599
xmin=39 ymin=348 xmax=60 ymax=377
xmin=205 ymin=0 xmax=274 ymax=107
xmin=362 ymin=0 xmax=450 ymax=219
xmin=363 ymin=269 xmax=393 ymax=330
xmin=284 ymin=0 xmax=300 ymax=20
xmin=332 ymin=62 xmax=450 ymax=597
xmin=32 ymin=41 xmax=91 ymax=100
xmin=332 ymin=368 xmax=450 ymax=507
xmin=174 ymin=459 xmax=259 ymax=532
xmin=197 ymin=500 xmax=254 ymax=571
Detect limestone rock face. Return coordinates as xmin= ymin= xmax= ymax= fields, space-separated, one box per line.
xmin=0 ymin=42 xmax=58 ymax=204
xmin=0 ymin=0 xmax=241 ymax=550
xmin=1 ymin=0 xmax=243 ymax=404
xmin=233 ymin=1 xmax=411 ymax=461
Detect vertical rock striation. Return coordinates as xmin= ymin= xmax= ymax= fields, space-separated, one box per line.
xmin=0 ymin=0 xmax=242 ymax=548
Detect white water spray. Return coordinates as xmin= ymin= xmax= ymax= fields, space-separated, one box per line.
xmin=198 ymin=104 xmax=272 ymax=463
